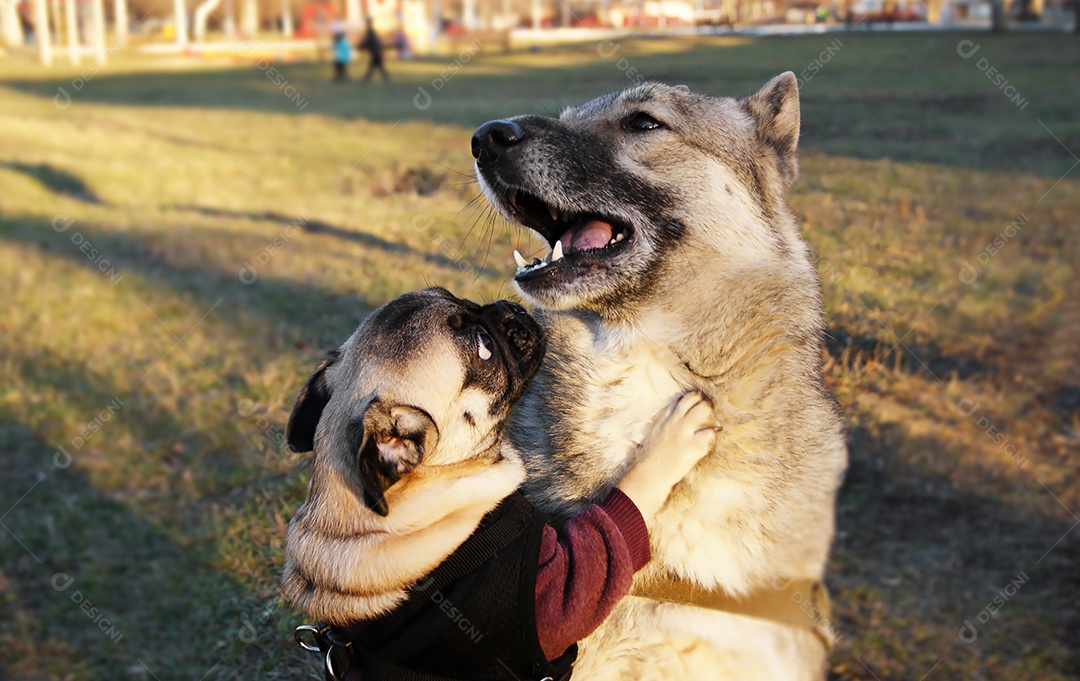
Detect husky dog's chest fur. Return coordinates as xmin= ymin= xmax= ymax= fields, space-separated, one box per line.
xmin=585 ymin=324 xmax=688 ymax=464
xmin=508 ymin=311 xmax=689 ymax=514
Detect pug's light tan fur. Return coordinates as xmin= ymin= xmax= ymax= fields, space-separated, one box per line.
xmin=281 ymin=290 xmax=539 ymax=625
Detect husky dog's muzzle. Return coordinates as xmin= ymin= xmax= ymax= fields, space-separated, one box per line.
xmin=473 ymin=118 xmax=637 ymax=275
xmin=471 ymin=114 xmax=676 ymax=313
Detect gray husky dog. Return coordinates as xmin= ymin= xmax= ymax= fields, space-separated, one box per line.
xmin=472 ymin=73 xmax=848 ymax=679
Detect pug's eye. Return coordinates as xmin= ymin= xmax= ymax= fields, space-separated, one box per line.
xmin=626 ymin=113 xmax=663 ymax=132
xmin=476 ymin=331 xmax=493 ymax=361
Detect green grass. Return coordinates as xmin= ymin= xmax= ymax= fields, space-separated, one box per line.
xmin=1 ymin=32 xmax=1078 ymax=680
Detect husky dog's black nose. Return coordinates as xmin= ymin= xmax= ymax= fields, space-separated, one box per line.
xmin=471 ymin=120 xmax=525 ymax=161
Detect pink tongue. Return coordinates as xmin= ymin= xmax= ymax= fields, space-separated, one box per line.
xmin=563 ymin=219 xmax=613 ymax=252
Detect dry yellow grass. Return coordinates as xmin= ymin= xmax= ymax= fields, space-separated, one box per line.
xmin=0 ymin=31 xmax=1077 ymax=680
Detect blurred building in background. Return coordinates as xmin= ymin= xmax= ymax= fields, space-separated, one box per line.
xmin=0 ymin=0 xmax=1073 ymax=62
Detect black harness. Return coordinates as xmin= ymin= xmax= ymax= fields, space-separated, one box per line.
xmin=295 ymin=492 xmax=576 ymax=681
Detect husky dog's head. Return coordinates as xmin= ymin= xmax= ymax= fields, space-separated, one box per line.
xmin=472 ymin=74 xmax=802 ymax=318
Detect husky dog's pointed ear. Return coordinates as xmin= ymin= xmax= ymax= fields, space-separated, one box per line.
xmin=286 ymin=348 xmax=342 ymax=453
xmin=742 ymin=71 xmax=800 ymax=191
xmin=351 ymin=400 xmax=440 ymax=516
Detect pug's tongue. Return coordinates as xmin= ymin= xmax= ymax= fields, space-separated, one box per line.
xmin=561 ymin=219 xmax=613 ymax=252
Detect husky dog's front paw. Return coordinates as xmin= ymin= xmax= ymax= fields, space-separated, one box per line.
xmin=656 ymin=391 xmax=719 ymax=463
xmin=618 ymin=391 xmax=720 ymax=521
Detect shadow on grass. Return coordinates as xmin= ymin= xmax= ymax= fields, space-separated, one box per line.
xmin=0 ymin=211 xmax=468 ymax=678
xmin=827 ymin=319 xmax=1080 ymax=424
xmin=170 ymin=204 xmax=502 ymax=280
xmin=0 ymin=420 xmax=308 ymax=680
xmin=830 ymin=420 xmax=1080 ymax=678
xmin=0 ymin=212 xmax=409 ymax=352
xmin=825 ymin=325 xmax=988 ymax=381
xmin=0 ymin=209 xmax=367 ymax=677
xmin=6 ymin=162 xmax=105 ymax=205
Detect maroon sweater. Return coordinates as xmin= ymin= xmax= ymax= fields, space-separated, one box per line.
xmin=533 ymin=488 xmax=651 ymax=660
xmin=338 ymin=489 xmax=650 ymax=680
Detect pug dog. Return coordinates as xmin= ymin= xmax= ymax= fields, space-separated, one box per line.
xmin=280 ymin=287 xmax=717 ymax=681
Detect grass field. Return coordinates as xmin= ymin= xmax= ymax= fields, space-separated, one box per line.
xmin=1 ymin=31 xmax=1078 ymax=680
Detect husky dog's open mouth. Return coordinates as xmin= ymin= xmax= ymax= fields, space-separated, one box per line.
xmin=499 ymin=186 xmax=635 ymax=281
xmin=470 ymin=112 xmax=686 ymax=312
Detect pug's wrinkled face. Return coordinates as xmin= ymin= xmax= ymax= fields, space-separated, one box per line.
xmin=285 ymin=288 xmax=546 ymax=515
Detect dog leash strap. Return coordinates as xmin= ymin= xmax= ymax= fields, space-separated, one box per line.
xmin=631 ymin=577 xmax=835 ymax=650
xmin=295 ymin=623 xmax=354 ymax=681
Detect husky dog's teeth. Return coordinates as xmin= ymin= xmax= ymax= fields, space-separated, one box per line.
xmin=507 ymin=188 xmax=518 ymax=206
xmin=547 ymin=205 xmax=559 ymax=222
xmin=514 ymin=250 xmax=528 ymax=268
xmin=560 ymin=211 xmax=572 ymax=223
xmin=551 ymin=240 xmax=564 ymax=262
xmin=615 ymin=232 xmax=625 ymax=242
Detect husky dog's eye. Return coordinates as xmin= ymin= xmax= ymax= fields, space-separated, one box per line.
xmin=477 ymin=331 xmax=494 ymax=361
xmin=626 ymin=113 xmax=663 ymax=131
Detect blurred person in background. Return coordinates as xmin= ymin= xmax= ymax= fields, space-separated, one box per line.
xmin=331 ymin=22 xmax=352 ymax=82
xmin=358 ymin=18 xmax=390 ymax=82
xmin=18 ymin=0 xmax=33 ymax=43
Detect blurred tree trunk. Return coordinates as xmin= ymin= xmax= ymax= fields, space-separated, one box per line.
xmin=193 ymin=0 xmax=223 ymax=40
xmin=63 ymin=0 xmax=77 ymax=62
xmin=926 ymin=0 xmax=943 ymax=22
xmin=114 ymin=0 xmax=127 ymax=43
xmin=990 ymin=0 xmax=1005 ymax=31
xmin=89 ymin=0 xmax=106 ymax=58
xmin=721 ymin=0 xmax=735 ymax=24
xmin=240 ymin=0 xmax=256 ymax=35
xmin=344 ymin=0 xmax=360 ymax=25
xmin=222 ymin=0 xmax=235 ymax=35
xmin=1 ymin=0 xmax=25 ymax=46
xmin=33 ymin=0 xmax=52 ymax=64
xmin=280 ymin=0 xmax=292 ymax=35
xmin=174 ymin=0 xmax=188 ymax=46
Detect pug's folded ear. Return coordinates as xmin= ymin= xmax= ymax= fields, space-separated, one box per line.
xmin=350 ymin=399 xmax=440 ymax=516
xmin=286 ymin=348 xmax=343 ymax=453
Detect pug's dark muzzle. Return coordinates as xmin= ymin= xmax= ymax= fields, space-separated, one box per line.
xmin=481 ymin=300 xmax=546 ymax=391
